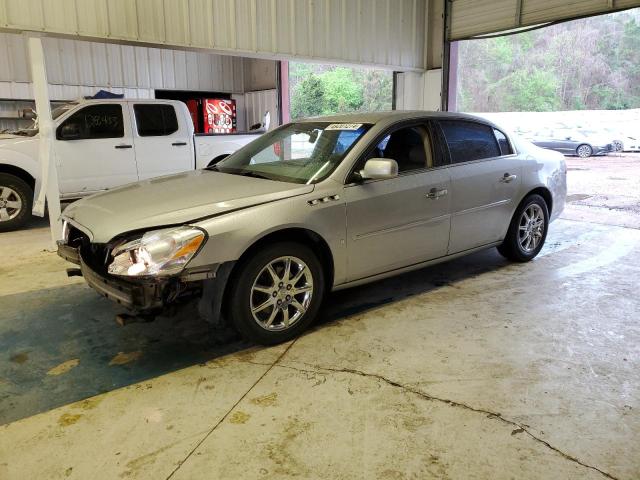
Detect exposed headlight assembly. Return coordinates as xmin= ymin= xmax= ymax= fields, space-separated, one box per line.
xmin=108 ymin=227 xmax=206 ymax=277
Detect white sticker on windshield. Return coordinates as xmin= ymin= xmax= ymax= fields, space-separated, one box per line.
xmin=325 ymin=123 xmax=363 ymax=131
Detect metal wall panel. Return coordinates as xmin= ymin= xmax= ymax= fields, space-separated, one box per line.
xmin=244 ymin=89 xmax=279 ymax=131
xmin=450 ymin=0 xmax=640 ymax=40
xmin=0 ymin=32 xmax=246 ymax=100
xmin=395 ymin=69 xmax=442 ymax=111
xmin=0 ymin=0 xmax=427 ymax=70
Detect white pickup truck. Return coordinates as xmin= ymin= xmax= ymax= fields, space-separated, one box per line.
xmin=0 ymin=99 xmax=263 ymax=231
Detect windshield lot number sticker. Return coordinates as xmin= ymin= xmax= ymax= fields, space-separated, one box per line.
xmin=326 ymin=123 xmax=363 ymax=131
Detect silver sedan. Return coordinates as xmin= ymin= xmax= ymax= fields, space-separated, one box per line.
xmin=58 ymin=112 xmax=567 ymax=345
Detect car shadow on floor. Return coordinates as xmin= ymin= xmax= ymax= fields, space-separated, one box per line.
xmin=0 ymin=246 xmax=510 ymax=425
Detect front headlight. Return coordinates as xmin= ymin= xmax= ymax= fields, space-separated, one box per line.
xmin=108 ymin=227 xmax=206 ymax=277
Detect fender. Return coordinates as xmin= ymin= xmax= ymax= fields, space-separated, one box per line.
xmin=0 ymin=144 xmax=39 ymax=178
xmin=0 ymin=137 xmax=41 ymax=203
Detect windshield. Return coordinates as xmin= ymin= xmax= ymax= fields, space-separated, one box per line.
xmin=214 ymin=122 xmax=371 ymax=184
xmin=52 ymin=103 xmax=78 ymax=120
xmin=0 ymin=102 xmax=78 ymax=137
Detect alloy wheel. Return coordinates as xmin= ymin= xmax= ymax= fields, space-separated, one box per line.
xmin=577 ymin=145 xmax=592 ymax=158
xmin=250 ymin=256 xmax=314 ymax=331
xmin=518 ymin=204 xmax=545 ymax=253
xmin=0 ymin=186 xmax=23 ymax=222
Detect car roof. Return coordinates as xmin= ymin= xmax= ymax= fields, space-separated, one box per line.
xmin=71 ymin=98 xmax=182 ymax=105
xmin=297 ymin=110 xmax=497 ymax=127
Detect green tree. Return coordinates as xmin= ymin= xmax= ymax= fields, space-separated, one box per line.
xmin=290 ymin=75 xmax=325 ymax=119
xmin=318 ymin=67 xmax=364 ymax=114
xmin=288 ymin=62 xmax=392 ymax=119
xmin=455 ymin=9 xmax=640 ymax=112
xmin=503 ymin=69 xmax=560 ymax=111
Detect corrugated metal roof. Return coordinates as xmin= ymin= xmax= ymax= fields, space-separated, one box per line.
xmin=0 ymin=32 xmax=245 ymax=97
xmin=0 ymin=0 xmax=427 ymax=71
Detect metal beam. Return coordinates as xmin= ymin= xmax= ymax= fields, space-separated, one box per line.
xmin=441 ymin=0 xmax=453 ymax=111
xmin=26 ymin=33 xmax=62 ymax=247
xmin=515 ymin=0 xmax=524 ymax=27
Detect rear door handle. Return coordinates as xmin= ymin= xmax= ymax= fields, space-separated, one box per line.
xmin=500 ymin=173 xmax=517 ymax=183
xmin=172 ymin=141 xmax=187 ymax=146
xmin=115 ymin=144 xmax=132 ymax=149
xmin=426 ymin=187 xmax=448 ymax=199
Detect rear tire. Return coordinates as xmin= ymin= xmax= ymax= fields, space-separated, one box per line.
xmin=497 ymin=194 xmax=549 ymax=262
xmin=0 ymin=173 xmax=32 ymax=232
xmin=227 ymin=242 xmax=325 ymax=345
xmin=576 ymin=144 xmax=593 ymax=158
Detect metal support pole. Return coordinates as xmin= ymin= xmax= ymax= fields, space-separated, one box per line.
xmin=277 ymin=60 xmax=290 ymax=125
xmin=441 ymin=0 xmax=453 ymax=112
xmin=26 ymin=33 xmax=62 ymax=247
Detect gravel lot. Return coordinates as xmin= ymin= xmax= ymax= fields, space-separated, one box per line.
xmin=562 ymin=152 xmax=640 ymax=229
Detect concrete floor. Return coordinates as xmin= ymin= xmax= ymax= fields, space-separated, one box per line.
xmin=0 ymin=155 xmax=638 ymax=479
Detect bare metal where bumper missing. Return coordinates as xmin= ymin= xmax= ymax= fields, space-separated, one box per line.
xmin=56 ymin=241 xmax=80 ymax=265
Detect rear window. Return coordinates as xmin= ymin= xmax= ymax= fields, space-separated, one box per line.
xmin=134 ymin=104 xmax=179 ymax=137
xmin=494 ymin=129 xmax=513 ymax=155
xmin=439 ymin=120 xmax=501 ymax=163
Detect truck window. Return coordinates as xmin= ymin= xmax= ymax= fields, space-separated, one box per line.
xmin=134 ymin=104 xmax=179 ymax=137
xmin=57 ymin=104 xmax=124 ymax=140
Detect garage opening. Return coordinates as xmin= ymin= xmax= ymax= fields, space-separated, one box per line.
xmin=287 ymin=62 xmax=393 ymax=120
xmin=450 ymin=8 xmax=640 ymax=230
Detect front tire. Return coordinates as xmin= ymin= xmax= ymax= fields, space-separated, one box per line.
xmin=0 ymin=173 xmax=32 ymax=232
xmin=227 ymin=242 xmax=325 ymax=345
xmin=612 ymin=140 xmax=623 ymax=152
xmin=576 ymin=144 xmax=593 ymax=158
xmin=497 ymin=194 xmax=549 ymax=262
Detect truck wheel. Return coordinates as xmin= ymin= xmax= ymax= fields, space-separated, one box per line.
xmin=497 ymin=194 xmax=549 ymax=262
xmin=0 ymin=173 xmax=32 ymax=232
xmin=227 ymin=242 xmax=325 ymax=345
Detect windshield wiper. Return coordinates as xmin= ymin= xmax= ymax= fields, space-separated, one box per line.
xmin=240 ymin=171 xmax=272 ymax=180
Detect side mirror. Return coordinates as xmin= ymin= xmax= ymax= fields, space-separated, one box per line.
xmin=58 ymin=123 xmax=81 ymax=140
xmin=360 ymin=158 xmax=398 ymax=180
xmin=22 ymin=108 xmax=36 ymax=120
xmin=565 ymin=136 xmax=572 ymax=140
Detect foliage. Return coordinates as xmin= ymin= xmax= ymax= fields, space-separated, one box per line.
xmin=289 ymin=62 xmax=392 ymax=119
xmin=290 ymin=75 xmax=325 ymax=119
xmin=456 ymin=10 xmax=640 ymax=112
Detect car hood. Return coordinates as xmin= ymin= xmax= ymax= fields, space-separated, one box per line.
xmin=63 ymin=170 xmax=314 ymax=242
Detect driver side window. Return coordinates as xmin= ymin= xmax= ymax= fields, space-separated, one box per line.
xmin=355 ymin=124 xmax=435 ymax=176
xmin=57 ymin=104 xmax=124 ymax=141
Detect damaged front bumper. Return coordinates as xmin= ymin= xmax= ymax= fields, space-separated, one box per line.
xmin=79 ymin=255 xmax=165 ymax=310
xmin=57 ymin=242 xmax=170 ymax=311
xmin=57 ymin=242 xmax=233 ymax=326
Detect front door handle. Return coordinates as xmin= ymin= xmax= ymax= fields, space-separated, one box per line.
xmin=426 ymin=187 xmax=448 ymax=199
xmin=172 ymin=141 xmax=187 ymax=146
xmin=500 ymin=173 xmax=517 ymax=183
xmin=115 ymin=144 xmax=132 ymax=149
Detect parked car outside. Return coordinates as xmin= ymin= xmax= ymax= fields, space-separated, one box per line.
xmin=623 ymin=136 xmax=640 ymax=152
xmin=58 ymin=111 xmax=567 ymax=345
xmin=600 ymin=127 xmax=640 ymax=152
xmin=527 ymin=128 xmax=613 ymax=158
xmin=0 ymin=99 xmax=264 ymax=232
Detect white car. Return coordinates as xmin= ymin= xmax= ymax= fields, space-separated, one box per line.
xmin=0 ymin=99 xmax=263 ymax=231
